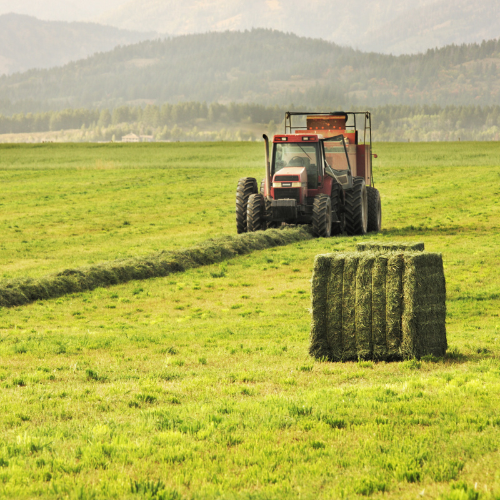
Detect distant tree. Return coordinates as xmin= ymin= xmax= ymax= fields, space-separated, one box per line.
xmin=98 ymin=109 xmax=111 ymax=128
xmin=267 ymin=120 xmax=277 ymax=136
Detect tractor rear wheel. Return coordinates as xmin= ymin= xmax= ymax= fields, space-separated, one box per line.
xmin=236 ymin=177 xmax=257 ymax=233
xmin=247 ymin=194 xmax=266 ymax=232
xmin=331 ymin=182 xmax=344 ymax=235
xmin=312 ymin=194 xmax=332 ymax=238
xmin=344 ymin=177 xmax=368 ymax=236
xmin=367 ymin=186 xmax=382 ymax=232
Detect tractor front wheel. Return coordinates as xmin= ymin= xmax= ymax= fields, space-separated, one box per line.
xmin=236 ymin=177 xmax=257 ymax=233
xmin=344 ymin=177 xmax=368 ymax=236
xmin=247 ymin=194 xmax=266 ymax=232
xmin=367 ymin=186 xmax=382 ymax=232
xmin=312 ymin=194 xmax=332 ymax=238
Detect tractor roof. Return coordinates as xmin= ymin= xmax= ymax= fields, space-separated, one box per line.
xmin=273 ymin=133 xmax=323 ymax=143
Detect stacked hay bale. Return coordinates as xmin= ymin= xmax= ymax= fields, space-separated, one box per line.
xmin=357 ymin=242 xmax=425 ymax=252
xmin=310 ymin=245 xmax=446 ymax=361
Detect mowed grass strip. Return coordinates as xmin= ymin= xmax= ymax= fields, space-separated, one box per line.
xmin=0 ymin=226 xmax=312 ymax=308
xmin=0 ymin=141 xmax=499 ymax=499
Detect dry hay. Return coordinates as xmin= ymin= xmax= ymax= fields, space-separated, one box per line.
xmin=0 ymin=226 xmax=314 ymax=308
xmin=310 ymin=249 xmax=447 ymax=361
xmin=357 ymin=242 xmax=425 ymax=252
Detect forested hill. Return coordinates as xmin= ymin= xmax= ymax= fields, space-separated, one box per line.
xmin=0 ymin=13 xmax=155 ymax=75
xmin=1 ymin=29 xmax=499 ymax=115
xmin=98 ymin=0 xmax=499 ymax=55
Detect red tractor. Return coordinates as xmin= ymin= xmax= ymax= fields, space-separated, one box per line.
xmin=236 ymin=111 xmax=381 ymax=237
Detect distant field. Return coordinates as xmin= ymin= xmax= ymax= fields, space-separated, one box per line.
xmin=0 ymin=141 xmax=499 ymax=499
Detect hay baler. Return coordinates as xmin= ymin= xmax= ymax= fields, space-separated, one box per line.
xmin=236 ymin=111 xmax=381 ymax=237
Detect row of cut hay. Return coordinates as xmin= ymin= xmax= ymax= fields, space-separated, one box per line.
xmin=357 ymin=242 xmax=425 ymax=252
xmin=0 ymin=226 xmax=314 ymax=308
xmin=310 ymin=250 xmax=447 ymax=361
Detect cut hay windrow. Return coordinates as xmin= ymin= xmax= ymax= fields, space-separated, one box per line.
xmin=310 ymin=248 xmax=447 ymax=361
xmin=0 ymin=226 xmax=314 ymax=308
xmin=357 ymin=242 xmax=425 ymax=252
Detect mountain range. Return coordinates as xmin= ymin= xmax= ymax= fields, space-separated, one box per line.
xmin=0 ymin=14 xmax=154 ymax=75
xmin=1 ymin=29 xmax=498 ymax=115
xmin=0 ymin=0 xmax=498 ymax=58
xmin=98 ymin=0 xmax=499 ymax=55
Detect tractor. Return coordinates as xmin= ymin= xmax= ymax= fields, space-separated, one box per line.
xmin=236 ymin=111 xmax=381 ymax=237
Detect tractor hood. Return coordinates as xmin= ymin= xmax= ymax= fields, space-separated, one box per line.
xmin=272 ymin=166 xmax=307 ymax=186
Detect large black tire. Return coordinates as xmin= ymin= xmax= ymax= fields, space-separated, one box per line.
xmin=236 ymin=177 xmax=257 ymax=233
xmin=344 ymin=177 xmax=368 ymax=236
xmin=367 ymin=186 xmax=382 ymax=233
xmin=312 ymin=194 xmax=332 ymax=238
xmin=247 ymin=194 xmax=266 ymax=232
xmin=265 ymin=197 xmax=277 ymax=228
xmin=331 ymin=182 xmax=344 ymax=236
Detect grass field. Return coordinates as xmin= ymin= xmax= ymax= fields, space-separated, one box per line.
xmin=0 ymin=141 xmax=499 ymax=499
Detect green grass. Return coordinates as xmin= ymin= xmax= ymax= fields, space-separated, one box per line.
xmin=0 ymin=141 xmax=499 ymax=499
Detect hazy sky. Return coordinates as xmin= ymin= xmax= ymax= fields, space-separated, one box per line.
xmin=0 ymin=0 xmax=129 ymax=21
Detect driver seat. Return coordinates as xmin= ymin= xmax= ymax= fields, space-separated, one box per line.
xmin=288 ymin=157 xmax=310 ymax=168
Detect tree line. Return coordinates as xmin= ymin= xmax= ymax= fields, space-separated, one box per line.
xmin=1 ymin=102 xmax=499 ymax=142
xmin=1 ymin=102 xmax=499 ymax=136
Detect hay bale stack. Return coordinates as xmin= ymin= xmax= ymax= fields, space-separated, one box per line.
xmin=357 ymin=242 xmax=425 ymax=252
xmin=310 ymin=249 xmax=446 ymax=361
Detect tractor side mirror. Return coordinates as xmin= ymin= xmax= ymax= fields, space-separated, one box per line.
xmin=373 ymin=154 xmax=378 ymax=158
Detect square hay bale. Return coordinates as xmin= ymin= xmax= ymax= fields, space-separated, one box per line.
xmin=401 ymin=252 xmax=447 ymax=359
xmin=357 ymin=242 xmax=425 ymax=252
xmin=386 ymin=253 xmax=404 ymax=359
xmin=309 ymin=250 xmax=446 ymax=362
xmin=326 ymin=254 xmax=345 ymax=361
xmin=355 ymin=253 xmax=376 ymax=359
xmin=371 ymin=254 xmax=388 ymax=361
xmin=341 ymin=254 xmax=360 ymax=361
xmin=309 ymin=254 xmax=332 ymax=360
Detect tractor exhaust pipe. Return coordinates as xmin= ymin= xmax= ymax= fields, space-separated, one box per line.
xmin=263 ymin=134 xmax=271 ymax=198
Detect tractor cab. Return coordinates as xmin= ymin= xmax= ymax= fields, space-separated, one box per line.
xmin=272 ymin=137 xmax=321 ymax=189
